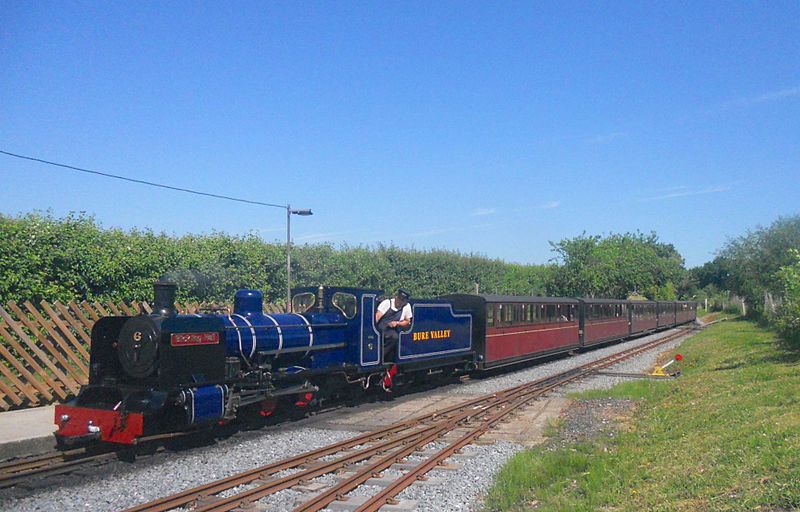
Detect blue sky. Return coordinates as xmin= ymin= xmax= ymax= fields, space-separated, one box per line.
xmin=1 ymin=2 xmax=798 ymax=268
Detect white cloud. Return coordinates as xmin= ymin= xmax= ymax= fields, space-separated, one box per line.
xmin=724 ymin=86 xmax=800 ymax=109
xmin=357 ymin=222 xmax=496 ymax=242
xmin=587 ymin=131 xmax=628 ymax=144
xmin=256 ymin=226 xmax=285 ymax=234
xmin=470 ymin=207 xmax=496 ymax=217
xmin=539 ymin=200 xmax=561 ymax=209
xmin=751 ymin=86 xmax=800 ymax=103
xmin=639 ymin=184 xmax=733 ymax=202
xmin=294 ymin=229 xmax=369 ymax=242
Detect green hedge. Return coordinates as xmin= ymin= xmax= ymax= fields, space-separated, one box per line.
xmin=0 ymin=212 xmax=553 ymax=304
xmin=0 ymin=212 xmax=695 ymax=305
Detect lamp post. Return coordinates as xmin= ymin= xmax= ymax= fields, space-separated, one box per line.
xmin=287 ymin=205 xmax=313 ymax=311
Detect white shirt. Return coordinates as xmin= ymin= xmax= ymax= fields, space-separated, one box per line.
xmin=377 ymin=298 xmax=413 ymax=322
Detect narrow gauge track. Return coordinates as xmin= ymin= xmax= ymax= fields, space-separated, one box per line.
xmin=0 ymin=430 xmax=193 ymax=490
xmin=0 ymin=447 xmax=117 ymax=489
xmin=126 ymin=327 xmax=692 ymax=512
xmin=0 ymin=379 xmax=458 ymax=489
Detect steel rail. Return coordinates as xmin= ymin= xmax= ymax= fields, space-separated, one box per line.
xmin=134 ymin=374 xmax=552 ymax=512
xmin=0 ymin=451 xmax=70 ymax=474
xmin=294 ymin=371 xmax=581 ymax=512
xmin=0 ymin=431 xmax=190 ymax=489
xmin=0 ymin=447 xmax=118 ymax=489
xmin=343 ymin=330 xmax=690 ymax=512
xmin=190 ymin=374 xmax=560 ymax=512
xmin=129 ymin=328 xmax=689 ymax=512
xmin=122 ymin=375 xmax=539 ymax=512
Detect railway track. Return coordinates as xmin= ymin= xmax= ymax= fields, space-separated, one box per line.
xmin=124 ymin=327 xmax=692 ymax=512
xmin=0 ymin=446 xmax=117 ymax=489
xmin=0 ymin=430 xmax=194 ymax=490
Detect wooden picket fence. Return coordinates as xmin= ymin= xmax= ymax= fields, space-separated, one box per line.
xmin=0 ymin=299 xmax=285 ymax=412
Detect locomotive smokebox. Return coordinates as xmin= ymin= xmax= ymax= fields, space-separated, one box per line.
xmin=154 ymin=281 xmax=177 ymax=317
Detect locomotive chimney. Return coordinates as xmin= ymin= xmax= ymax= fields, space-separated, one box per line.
xmin=153 ymin=281 xmax=177 ymax=317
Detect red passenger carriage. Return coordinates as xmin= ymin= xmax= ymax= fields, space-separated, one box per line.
xmin=630 ymin=301 xmax=658 ymax=334
xmin=676 ymin=301 xmax=697 ymax=324
xmin=657 ymin=301 xmax=677 ymax=329
xmin=443 ymin=295 xmax=580 ymax=368
xmin=578 ymin=299 xmax=630 ymax=347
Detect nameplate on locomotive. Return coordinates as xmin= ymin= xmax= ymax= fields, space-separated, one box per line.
xmin=412 ymin=329 xmax=452 ymax=342
xmin=170 ymin=332 xmax=220 ymax=347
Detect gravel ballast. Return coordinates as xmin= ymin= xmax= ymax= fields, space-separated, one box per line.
xmin=0 ymin=427 xmax=360 ymax=511
xmin=1 ymin=327 xmax=694 ymax=512
xmin=383 ymin=329 xmax=690 ymax=511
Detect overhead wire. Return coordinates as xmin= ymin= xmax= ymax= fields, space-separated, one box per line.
xmin=0 ymin=149 xmax=287 ymax=209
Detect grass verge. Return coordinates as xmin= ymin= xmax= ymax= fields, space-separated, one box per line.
xmin=484 ymin=320 xmax=800 ymax=511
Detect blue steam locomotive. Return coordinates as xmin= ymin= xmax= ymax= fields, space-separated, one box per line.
xmin=55 ymin=282 xmax=473 ymax=445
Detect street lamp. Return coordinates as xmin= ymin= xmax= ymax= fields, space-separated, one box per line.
xmin=287 ymin=205 xmax=313 ymax=311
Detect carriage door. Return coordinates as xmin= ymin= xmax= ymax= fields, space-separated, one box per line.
xmin=359 ymin=294 xmax=381 ymax=366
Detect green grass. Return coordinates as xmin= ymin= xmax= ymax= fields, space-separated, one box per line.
xmin=484 ymin=320 xmax=800 ymax=512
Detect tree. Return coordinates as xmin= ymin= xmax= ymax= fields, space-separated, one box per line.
xmin=716 ymin=215 xmax=800 ymax=317
xmin=775 ymin=249 xmax=800 ymax=348
xmin=547 ymin=231 xmax=687 ymax=299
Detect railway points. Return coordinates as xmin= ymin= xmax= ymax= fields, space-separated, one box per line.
xmin=0 ymin=325 xmax=695 ymax=511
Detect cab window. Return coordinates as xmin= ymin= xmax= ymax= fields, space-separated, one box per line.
xmin=331 ymin=292 xmax=357 ymax=319
xmin=292 ymin=292 xmax=316 ymax=313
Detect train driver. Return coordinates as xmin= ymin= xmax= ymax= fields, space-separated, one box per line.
xmin=375 ymin=288 xmax=413 ymax=363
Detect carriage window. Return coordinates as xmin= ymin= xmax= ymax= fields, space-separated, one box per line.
xmin=292 ymin=292 xmax=316 ymax=313
xmin=545 ymin=304 xmax=556 ymax=322
xmin=526 ymin=304 xmax=534 ymax=322
xmin=331 ymin=292 xmax=357 ymax=319
xmin=504 ymin=304 xmax=514 ymax=323
xmin=487 ymin=305 xmax=495 ymax=327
